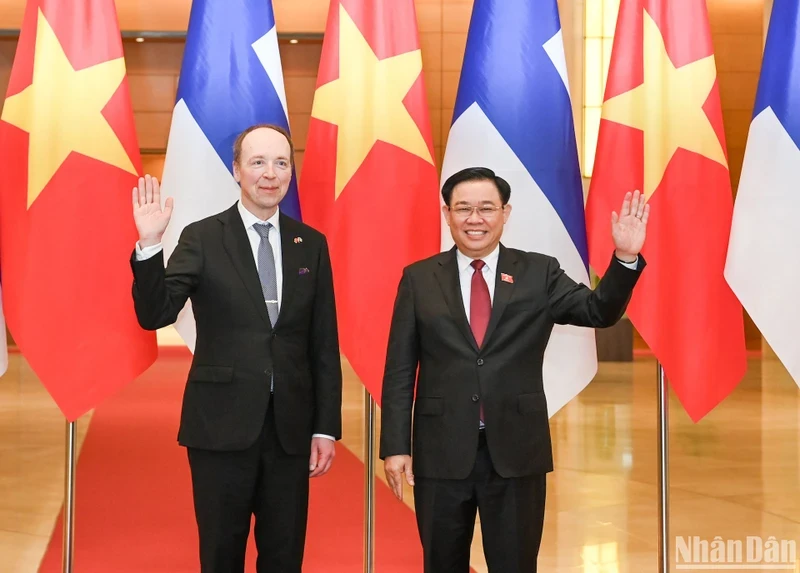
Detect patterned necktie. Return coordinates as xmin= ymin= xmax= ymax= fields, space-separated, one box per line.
xmin=254 ymin=223 xmax=279 ymax=327
xmin=470 ymin=260 xmax=491 ymax=346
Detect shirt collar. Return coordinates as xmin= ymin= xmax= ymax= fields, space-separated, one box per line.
xmin=456 ymin=244 xmax=500 ymax=273
xmin=238 ymin=201 xmax=281 ymax=235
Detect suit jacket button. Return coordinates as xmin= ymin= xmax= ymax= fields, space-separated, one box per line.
xmin=477 ymin=358 xmax=484 ymax=366
xmin=472 ymin=394 xmax=479 ymax=402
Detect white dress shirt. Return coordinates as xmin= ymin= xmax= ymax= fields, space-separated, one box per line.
xmin=135 ymin=201 xmax=333 ymax=442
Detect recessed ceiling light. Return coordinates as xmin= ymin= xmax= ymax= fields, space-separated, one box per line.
xmin=289 ymin=39 xmax=299 ymax=44
xmin=135 ymin=37 xmax=145 ymax=43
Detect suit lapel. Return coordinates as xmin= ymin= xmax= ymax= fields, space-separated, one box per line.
xmin=220 ymin=205 xmax=273 ymax=330
xmin=276 ymin=213 xmax=301 ymax=327
xmin=435 ymin=248 xmax=480 ymax=353
xmin=483 ymin=244 xmax=517 ymax=346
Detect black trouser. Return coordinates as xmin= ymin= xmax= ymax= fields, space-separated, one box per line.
xmin=414 ymin=430 xmax=546 ymax=573
xmin=187 ymin=402 xmax=309 ymax=573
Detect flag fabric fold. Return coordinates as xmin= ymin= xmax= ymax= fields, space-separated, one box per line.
xmin=585 ymin=0 xmax=747 ymax=422
xmin=0 ymin=0 xmax=157 ymax=420
xmin=441 ymin=0 xmax=596 ymax=417
xmin=160 ymin=0 xmax=300 ymax=351
xmin=300 ymin=0 xmax=440 ymax=402
xmin=725 ymin=0 xmax=800 ymax=384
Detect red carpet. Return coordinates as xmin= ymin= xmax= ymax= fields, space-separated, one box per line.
xmin=38 ymin=353 xmax=426 ymax=572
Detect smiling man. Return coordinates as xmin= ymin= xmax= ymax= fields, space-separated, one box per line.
xmin=130 ymin=124 xmax=342 ymax=573
xmin=379 ymin=166 xmax=649 ymax=572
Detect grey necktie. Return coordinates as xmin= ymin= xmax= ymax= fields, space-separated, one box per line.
xmin=254 ymin=223 xmax=279 ymax=327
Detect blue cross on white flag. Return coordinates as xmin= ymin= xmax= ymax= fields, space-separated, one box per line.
xmin=726 ymin=0 xmax=800 ymax=384
xmin=441 ymin=0 xmax=596 ymax=416
xmin=160 ymin=0 xmax=300 ymax=351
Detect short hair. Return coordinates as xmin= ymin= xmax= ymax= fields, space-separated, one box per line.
xmin=441 ymin=167 xmax=511 ymax=206
xmin=232 ymin=124 xmax=294 ymax=166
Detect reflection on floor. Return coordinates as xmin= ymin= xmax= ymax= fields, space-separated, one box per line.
xmin=1 ymin=351 xmax=799 ymax=572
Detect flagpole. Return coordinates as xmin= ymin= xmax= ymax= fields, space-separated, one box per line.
xmin=363 ymin=388 xmax=375 ymax=573
xmin=657 ymin=363 xmax=669 ymax=572
xmin=63 ymin=419 xmax=77 ymax=573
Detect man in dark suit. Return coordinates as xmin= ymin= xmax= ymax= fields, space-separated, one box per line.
xmin=130 ymin=124 xmax=342 ymax=573
xmin=379 ymin=167 xmax=649 ymax=572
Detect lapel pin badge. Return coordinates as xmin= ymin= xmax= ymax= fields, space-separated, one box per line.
xmin=299 ymin=267 xmax=310 ymax=275
xmin=293 ymin=236 xmax=303 ymax=244
xmin=501 ymin=273 xmax=514 ymax=284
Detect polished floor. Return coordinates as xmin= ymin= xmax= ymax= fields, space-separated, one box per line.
xmin=1 ymin=348 xmax=799 ymax=572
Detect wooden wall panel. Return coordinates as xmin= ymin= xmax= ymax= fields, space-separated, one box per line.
xmin=0 ymin=0 xmax=329 ymax=33
xmin=280 ymin=42 xmax=323 ymax=77
xmin=707 ymin=0 xmax=765 ymax=34
xmin=0 ymin=0 xmax=453 ymax=33
xmin=140 ymin=154 xmax=165 ymax=179
xmin=416 ymin=3 xmax=443 ymax=32
xmin=0 ymin=40 xmax=12 ymax=110
xmin=0 ymin=0 xmax=770 ymax=352
xmin=122 ymin=41 xmax=184 ymax=74
xmin=127 ymin=74 xmax=176 ymax=113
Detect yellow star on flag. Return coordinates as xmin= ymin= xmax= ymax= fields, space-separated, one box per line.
xmin=310 ymin=4 xmax=433 ymax=198
xmin=601 ymin=10 xmax=727 ymax=198
xmin=1 ymin=9 xmax=137 ymax=208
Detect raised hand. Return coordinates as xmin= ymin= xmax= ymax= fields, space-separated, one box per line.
xmin=132 ymin=174 xmax=173 ymax=248
xmin=611 ymin=189 xmax=650 ymax=262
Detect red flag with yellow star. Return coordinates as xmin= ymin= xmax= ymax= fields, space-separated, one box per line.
xmin=585 ymin=0 xmax=746 ymax=421
xmin=300 ymin=0 xmax=440 ymax=401
xmin=0 ymin=0 xmax=157 ymax=420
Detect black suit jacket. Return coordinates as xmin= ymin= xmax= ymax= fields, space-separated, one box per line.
xmin=131 ymin=204 xmax=342 ymax=455
xmin=379 ymin=245 xmax=644 ymax=479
